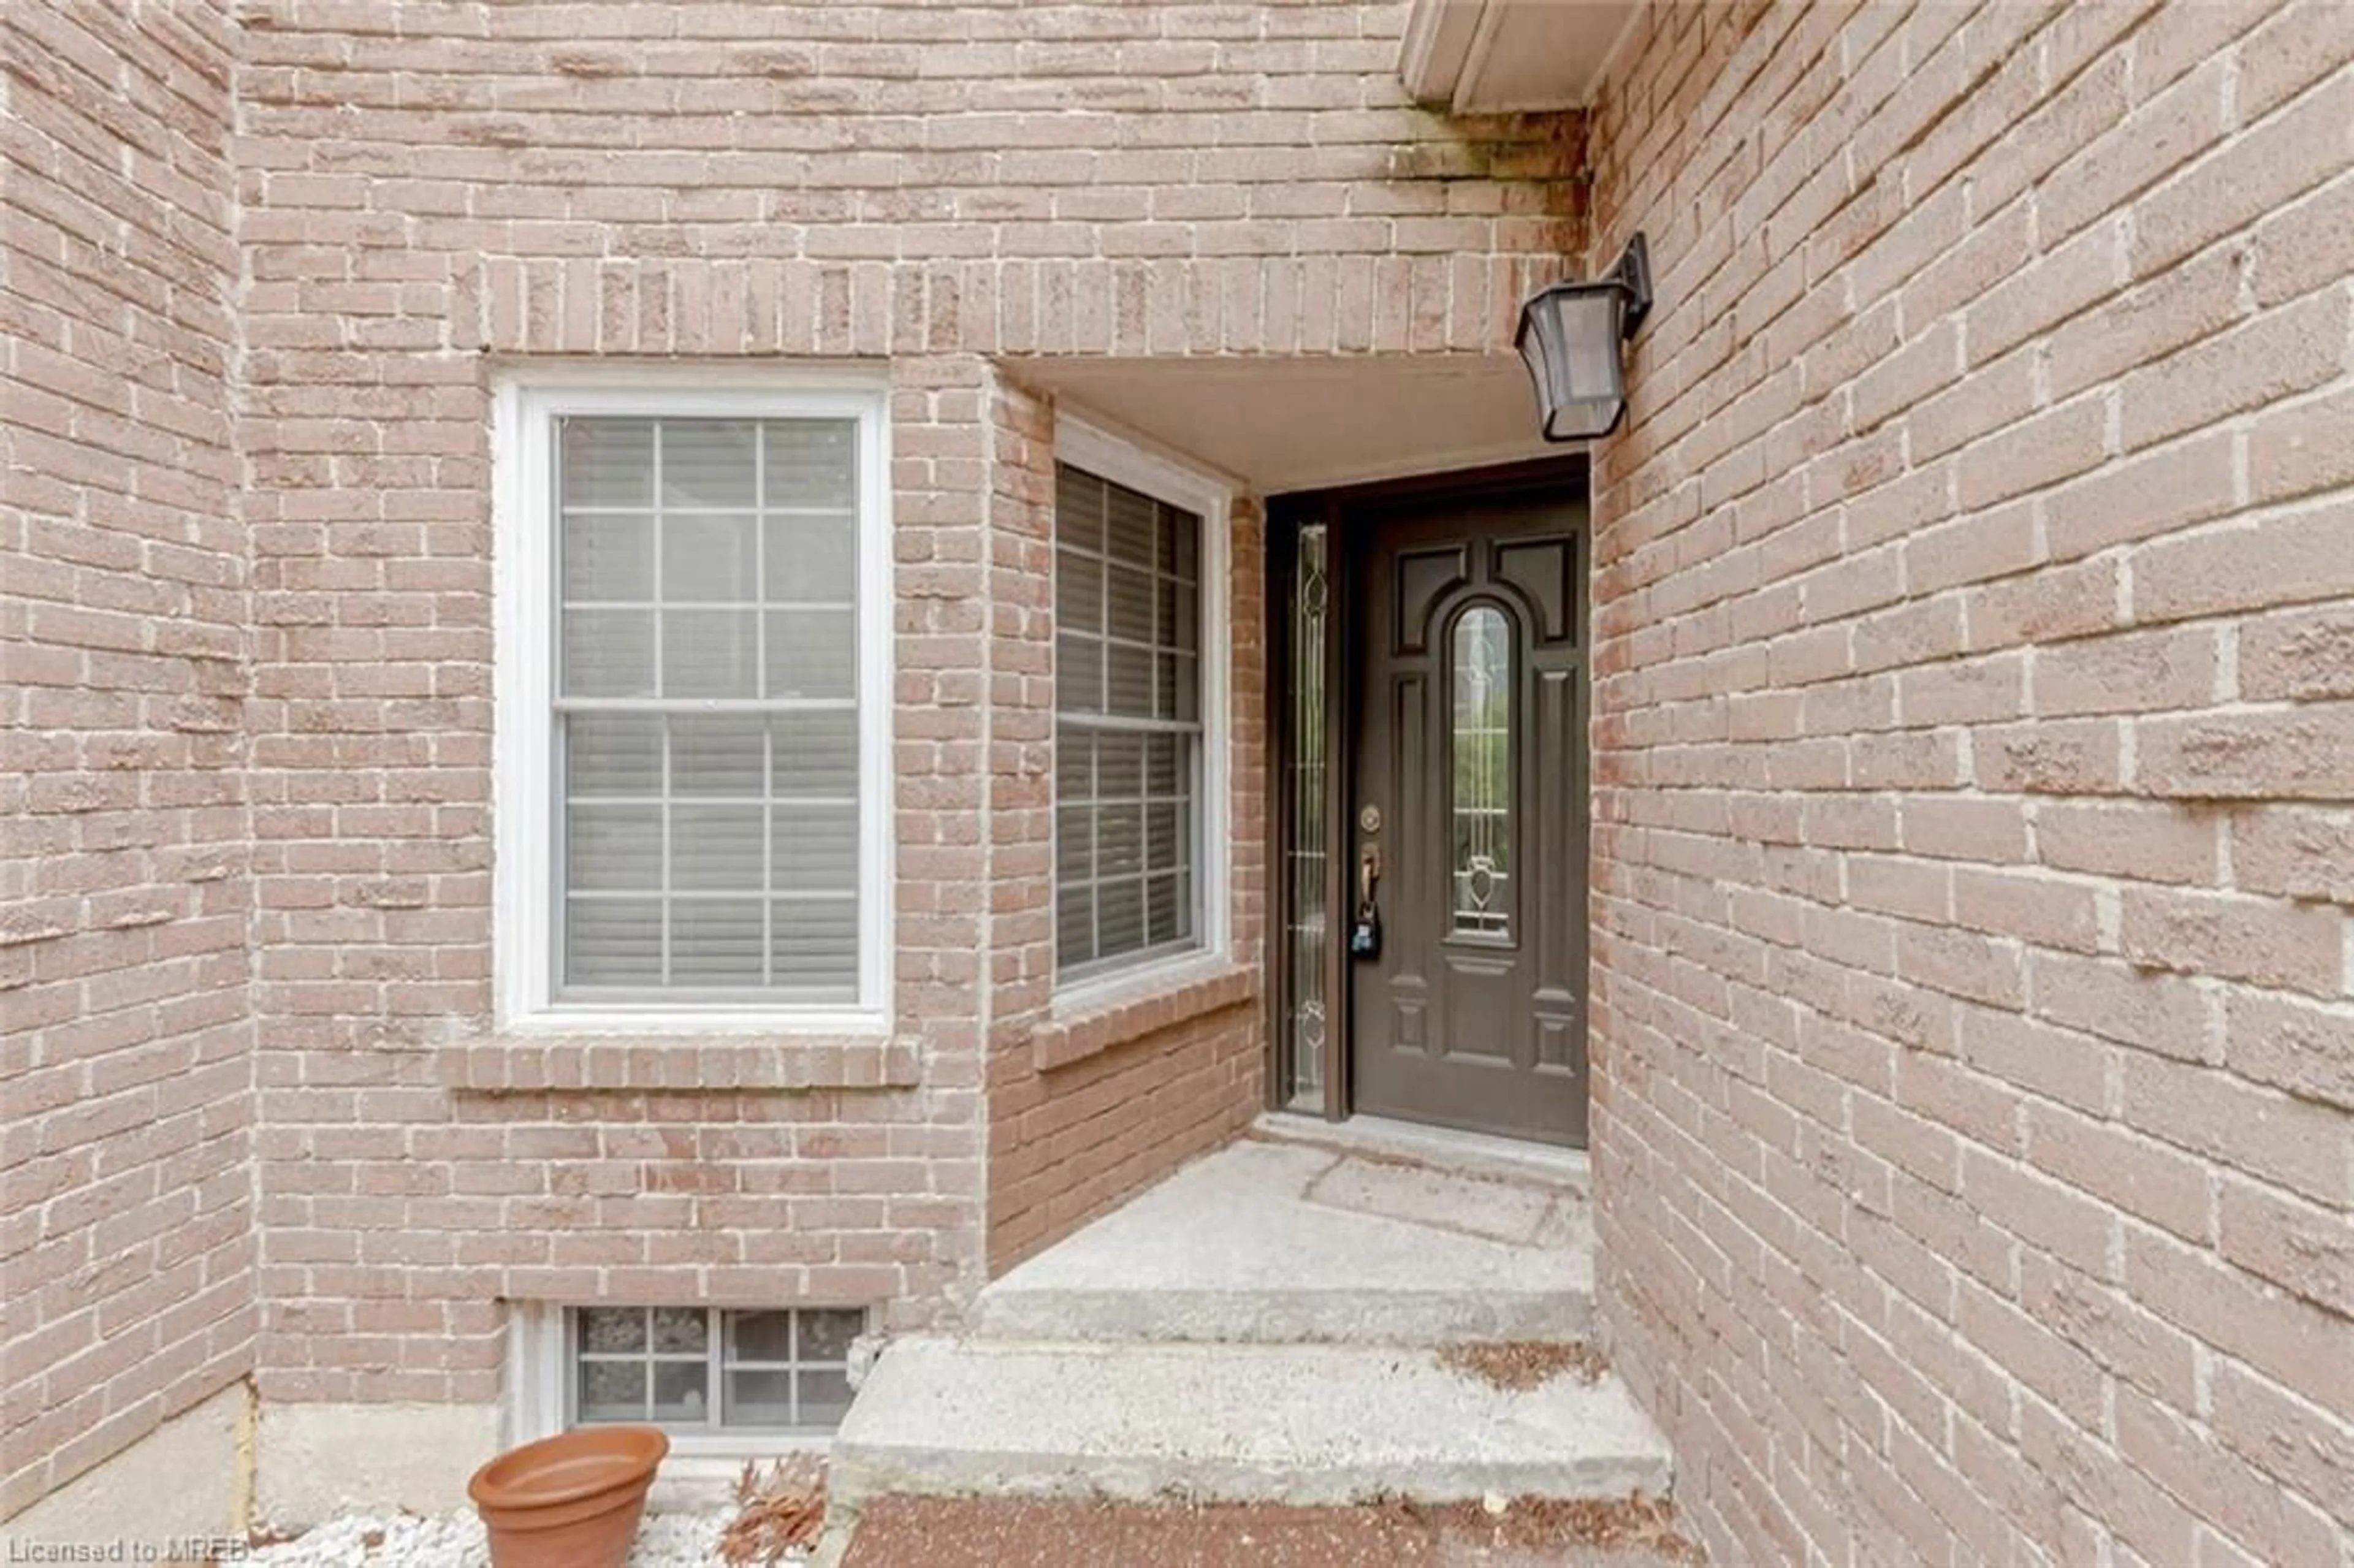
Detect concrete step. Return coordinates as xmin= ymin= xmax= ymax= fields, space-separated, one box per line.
xmin=831 ymin=1336 xmax=1673 ymax=1509
xmin=971 ymin=1136 xmax=1594 ymax=1346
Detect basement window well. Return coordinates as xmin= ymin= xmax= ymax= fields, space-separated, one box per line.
xmin=566 ymin=1306 xmax=864 ymax=1434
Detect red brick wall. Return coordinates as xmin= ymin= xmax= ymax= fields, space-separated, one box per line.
xmin=1583 ymin=3 xmax=2353 ymax=1563
xmin=229 ymin=0 xmax=1583 ymax=1414
xmin=1 ymin=0 xmax=255 ymax=1518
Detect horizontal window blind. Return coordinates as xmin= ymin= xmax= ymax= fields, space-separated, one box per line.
xmin=1054 ymin=462 xmax=1204 ymax=979
xmin=554 ymin=416 xmax=863 ymax=1000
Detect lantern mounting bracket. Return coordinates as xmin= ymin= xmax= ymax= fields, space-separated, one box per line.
xmin=1602 ymin=232 xmax=1653 ymax=338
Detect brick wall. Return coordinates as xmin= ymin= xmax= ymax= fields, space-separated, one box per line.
xmin=980 ymin=377 xmax=1270 ymax=1271
xmin=1 ymin=0 xmax=256 ymax=1518
xmin=231 ymin=0 xmax=1580 ymax=1416
xmin=1583 ymin=2 xmax=2353 ymax=1563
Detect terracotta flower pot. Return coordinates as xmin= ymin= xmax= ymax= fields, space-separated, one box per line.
xmin=467 ymin=1425 xmax=668 ymax=1568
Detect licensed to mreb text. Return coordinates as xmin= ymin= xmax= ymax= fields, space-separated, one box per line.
xmin=4 ymin=1542 xmax=251 ymax=1563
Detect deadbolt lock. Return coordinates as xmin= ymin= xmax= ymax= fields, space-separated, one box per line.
xmin=1358 ymin=804 xmax=1382 ymax=834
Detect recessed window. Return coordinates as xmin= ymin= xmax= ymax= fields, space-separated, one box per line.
xmin=493 ymin=381 xmax=891 ymax=1028
xmin=1054 ymin=462 xmax=1203 ymax=981
xmin=568 ymin=1306 xmax=863 ymax=1434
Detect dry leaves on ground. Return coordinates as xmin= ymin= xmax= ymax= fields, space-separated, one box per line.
xmin=718 ymin=1453 xmax=828 ymax=1566
xmin=839 ymin=1493 xmax=1707 ymax=1566
xmin=1436 ymin=1339 xmax=1610 ymax=1391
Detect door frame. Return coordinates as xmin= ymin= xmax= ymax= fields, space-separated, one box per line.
xmin=1263 ymin=454 xmax=1592 ymax=1124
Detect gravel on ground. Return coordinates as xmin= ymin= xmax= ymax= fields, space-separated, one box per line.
xmin=238 ymin=1511 xmax=747 ymax=1567
xmin=237 ymin=1455 xmax=826 ymax=1567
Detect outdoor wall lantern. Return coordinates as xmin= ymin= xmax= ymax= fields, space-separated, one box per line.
xmin=1515 ymin=232 xmax=1653 ymax=441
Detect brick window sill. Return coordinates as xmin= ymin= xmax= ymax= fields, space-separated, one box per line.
xmin=1032 ymin=959 xmax=1260 ymax=1074
xmin=433 ymin=1033 xmax=921 ymax=1093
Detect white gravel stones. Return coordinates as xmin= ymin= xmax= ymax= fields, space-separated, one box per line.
xmin=246 ymin=1510 xmax=739 ymax=1568
xmin=246 ymin=1514 xmax=490 ymax=1568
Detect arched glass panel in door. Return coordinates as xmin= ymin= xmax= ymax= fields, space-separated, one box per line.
xmin=1449 ymin=604 xmax=1514 ymax=940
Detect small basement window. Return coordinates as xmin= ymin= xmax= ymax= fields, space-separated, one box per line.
xmin=568 ymin=1306 xmax=864 ymax=1433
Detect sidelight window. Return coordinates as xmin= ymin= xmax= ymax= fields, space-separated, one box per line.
xmin=1281 ymin=523 xmax=1332 ymax=1108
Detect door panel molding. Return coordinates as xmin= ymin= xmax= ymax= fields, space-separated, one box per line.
xmin=1344 ymin=481 xmax=1591 ymax=1146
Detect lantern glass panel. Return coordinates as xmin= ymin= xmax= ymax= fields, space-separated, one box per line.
xmin=1520 ymin=284 xmax=1631 ymax=441
xmin=1553 ymin=291 xmax=1626 ymax=439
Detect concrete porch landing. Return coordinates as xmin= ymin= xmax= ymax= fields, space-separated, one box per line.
xmin=832 ymin=1120 xmax=1670 ymax=1513
xmin=972 ymin=1128 xmax=1596 ymax=1345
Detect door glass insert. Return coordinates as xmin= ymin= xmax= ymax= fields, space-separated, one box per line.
xmin=1450 ymin=605 xmax=1513 ymax=939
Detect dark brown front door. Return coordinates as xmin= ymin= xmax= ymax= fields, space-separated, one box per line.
xmin=1347 ymin=489 xmax=1589 ymax=1146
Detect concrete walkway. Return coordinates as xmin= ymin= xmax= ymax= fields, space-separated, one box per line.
xmin=831 ymin=1121 xmax=1673 ymax=1517
xmin=972 ymin=1133 xmax=1596 ymax=1344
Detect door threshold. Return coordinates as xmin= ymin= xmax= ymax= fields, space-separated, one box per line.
xmin=1252 ymin=1111 xmax=1590 ymax=1190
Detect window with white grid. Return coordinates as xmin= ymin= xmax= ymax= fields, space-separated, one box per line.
xmin=569 ymin=1306 xmax=864 ymax=1434
xmin=1054 ymin=462 xmax=1203 ymax=981
xmin=493 ymin=381 xmax=891 ymax=1027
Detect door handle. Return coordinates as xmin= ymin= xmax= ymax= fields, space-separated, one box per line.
xmin=1350 ymin=843 xmax=1384 ymax=959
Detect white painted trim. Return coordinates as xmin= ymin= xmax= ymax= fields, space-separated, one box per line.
xmin=1050 ymin=414 xmax=1236 ymax=993
xmin=490 ymin=1008 xmax=893 ymax=1037
xmin=490 ymin=372 xmax=895 ymax=1033
xmin=1453 ymin=0 xmax=1509 ymax=115
xmin=505 ymin=1302 xmax=567 ymax=1447
xmin=1400 ymin=0 xmax=1639 ymax=115
xmin=490 ymin=377 xmax=543 ymax=1032
xmin=1398 ymin=0 xmax=1484 ymax=106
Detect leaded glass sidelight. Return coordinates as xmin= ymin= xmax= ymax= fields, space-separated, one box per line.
xmin=1282 ymin=525 xmax=1331 ymax=1108
xmin=1450 ymin=605 xmax=1514 ymax=939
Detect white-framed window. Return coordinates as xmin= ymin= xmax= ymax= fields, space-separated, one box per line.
xmin=571 ymin=1306 xmax=863 ymax=1434
xmin=1053 ymin=419 xmax=1232 ymax=992
xmin=492 ymin=373 xmax=893 ymax=1032
xmin=505 ymin=1304 xmax=865 ymax=1455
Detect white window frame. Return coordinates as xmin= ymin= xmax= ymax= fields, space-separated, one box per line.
xmin=505 ymin=1303 xmax=847 ymax=1463
xmin=1051 ymin=415 xmax=1233 ymax=1007
xmin=491 ymin=369 xmax=894 ymax=1033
